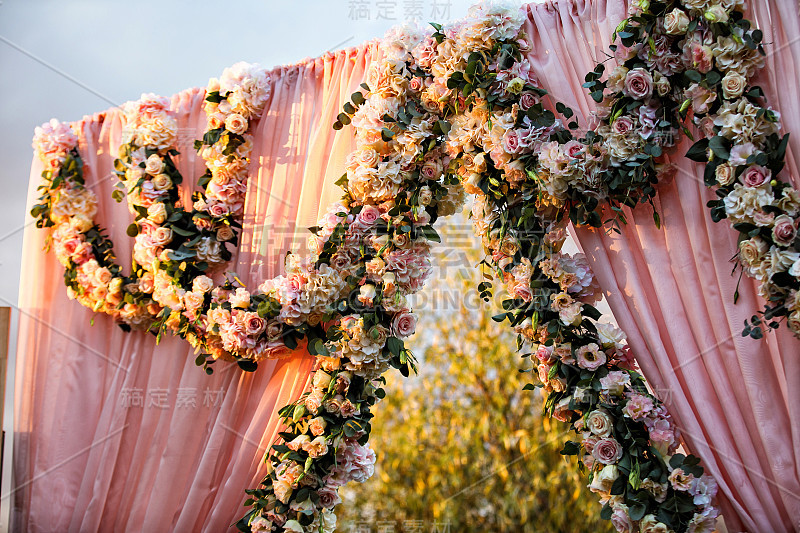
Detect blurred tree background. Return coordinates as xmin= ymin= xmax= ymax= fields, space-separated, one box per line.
xmin=335 ymin=215 xmax=614 ymax=533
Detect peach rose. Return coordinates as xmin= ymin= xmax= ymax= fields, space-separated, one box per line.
xmin=193 ymin=275 xmax=214 ymax=293
xmin=224 ymin=113 xmax=248 ymax=135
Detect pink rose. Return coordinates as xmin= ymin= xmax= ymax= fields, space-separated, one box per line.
xmin=420 ymin=164 xmax=439 ymax=180
xmin=519 ymin=92 xmax=539 ymax=111
xmin=611 ymin=507 xmax=634 ymax=533
xmin=563 ymin=140 xmax=585 ymax=159
xmin=623 ymin=68 xmax=653 ymax=100
xmin=741 ymin=165 xmax=771 ymax=188
xmin=535 ymin=344 xmax=555 ymax=363
xmin=772 ymin=215 xmax=797 ymax=246
xmin=408 ymin=77 xmax=424 ymax=92
xmin=391 ymin=311 xmax=416 ymax=338
xmin=685 ymin=83 xmax=716 ymax=115
xmin=317 ymin=487 xmax=342 ymax=509
xmin=612 ymin=116 xmax=635 ymax=136
xmin=243 ymin=311 xmax=266 ymax=335
xmin=262 ymin=339 xmax=296 ymax=360
xmin=357 ymin=205 xmax=380 ymax=226
xmin=502 ymin=129 xmax=522 ymax=154
xmin=224 ymin=113 xmax=248 ymax=135
xmin=592 ymin=438 xmax=623 ymax=465
xmin=207 ymin=201 xmax=230 ymax=218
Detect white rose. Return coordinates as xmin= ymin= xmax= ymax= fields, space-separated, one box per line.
xmin=192 ymin=275 xmax=214 ymax=293
xmin=596 ymin=322 xmax=626 ymax=348
xmin=606 ymin=66 xmax=629 ymax=94
xmin=588 ymin=464 xmax=619 ymax=493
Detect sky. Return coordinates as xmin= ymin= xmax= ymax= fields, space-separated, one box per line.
xmin=0 ymin=0 xmax=533 ymax=310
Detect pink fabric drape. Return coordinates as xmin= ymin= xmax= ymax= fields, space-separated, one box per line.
xmin=14 ymin=43 xmax=379 ymax=532
xmin=522 ymin=1 xmax=800 ymax=531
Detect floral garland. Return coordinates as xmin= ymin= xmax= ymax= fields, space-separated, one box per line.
xmin=31 ymin=0 xmax=797 ymax=531
xmin=31 ymin=63 xmax=288 ymax=367
xmin=236 ymin=4 xmax=723 ymax=532
xmin=580 ymin=0 xmax=800 ymax=339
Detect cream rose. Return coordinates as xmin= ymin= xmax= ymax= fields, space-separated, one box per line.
xmin=192 ymin=275 xmax=214 ymax=293
xmin=313 ymin=370 xmax=332 ymax=390
xmin=715 ymin=163 xmax=735 ymax=186
xmin=653 ymin=71 xmax=671 ymax=97
xmin=664 ymin=8 xmax=690 ymax=34
xmin=224 ymin=113 xmax=248 ymax=135
xmin=588 ymin=464 xmax=619 ymax=493
xmin=216 ymin=225 xmax=235 ymax=241
xmin=147 ymin=202 xmax=167 ymax=224
xmin=151 ymin=227 xmax=173 ymax=247
xmin=738 ymin=237 xmax=768 ymax=269
xmin=152 ymin=173 xmax=173 ymax=191
xmin=586 ymin=410 xmax=613 ymax=437
xmin=419 ymin=185 xmax=433 ymax=206
xmin=721 ymin=71 xmax=747 ymax=99
xmin=145 ymin=154 xmax=163 ymax=175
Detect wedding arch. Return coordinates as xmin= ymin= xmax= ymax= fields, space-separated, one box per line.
xmin=24 ymin=1 xmax=800 ymax=532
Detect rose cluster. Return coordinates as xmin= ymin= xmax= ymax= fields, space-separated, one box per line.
xmin=239 ymin=2 xmax=719 ymax=532
xmin=588 ymin=0 xmax=799 ymax=338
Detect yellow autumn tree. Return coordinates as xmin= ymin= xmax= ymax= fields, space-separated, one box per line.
xmin=335 ymin=216 xmax=614 ymax=533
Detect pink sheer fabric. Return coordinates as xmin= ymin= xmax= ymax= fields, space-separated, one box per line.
xmin=522 ymin=1 xmax=800 ymax=531
xmin=14 ymin=43 xmax=379 ymax=532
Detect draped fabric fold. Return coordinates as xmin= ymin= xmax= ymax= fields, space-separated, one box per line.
xmin=14 ymin=43 xmax=379 ymax=532
xmin=521 ymin=1 xmax=800 ymax=531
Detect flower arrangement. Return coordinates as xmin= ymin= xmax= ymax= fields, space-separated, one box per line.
xmin=236 ymin=3 xmax=728 ymax=531
xmin=30 ymin=0 xmax=796 ymax=531
xmin=583 ymin=0 xmax=799 ymax=338
xmin=31 ymin=64 xmax=287 ymax=367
